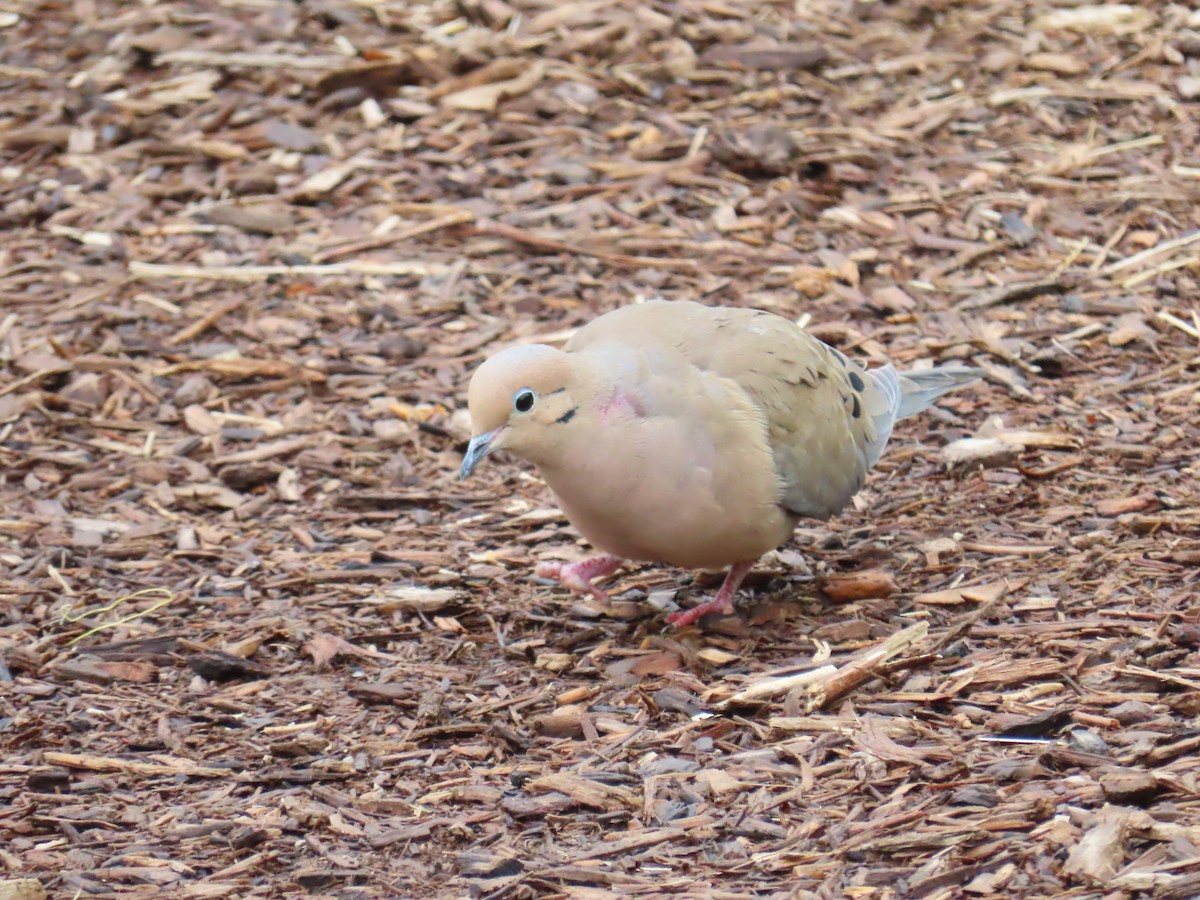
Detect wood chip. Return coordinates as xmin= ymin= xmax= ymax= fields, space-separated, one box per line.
xmin=8 ymin=0 xmax=1200 ymax=892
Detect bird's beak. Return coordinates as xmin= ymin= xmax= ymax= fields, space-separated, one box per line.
xmin=459 ymin=429 xmax=501 ymax=480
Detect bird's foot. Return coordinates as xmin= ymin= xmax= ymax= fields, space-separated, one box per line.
xmin=666 ymin=595 xmax=735 ymax=627
xmin=535 ymin=555 xmax=623 ymax=602
xmin=667 ymin=560 xmax=755 ymax=628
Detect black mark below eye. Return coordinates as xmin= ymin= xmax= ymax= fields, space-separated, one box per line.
xmin=554 ymin=408 xmax=577 ymax=425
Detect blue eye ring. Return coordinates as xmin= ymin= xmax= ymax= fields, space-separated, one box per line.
xmin=512 ymin=388 xmax=537 ymax=413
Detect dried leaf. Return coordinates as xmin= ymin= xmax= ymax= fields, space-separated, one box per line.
xmin=304 ymin=633 xmax=349 ymax=670
xmin=441 ymin=62 xmax=545 ymax=112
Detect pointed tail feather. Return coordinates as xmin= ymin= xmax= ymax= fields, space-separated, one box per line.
xmin=895 ymin=366 xmax=983 ymax=420
xmin=858 ymin=364 xmax=981 ymax=469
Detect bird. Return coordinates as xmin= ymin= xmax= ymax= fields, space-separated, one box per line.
xmin=459 ymin=300 xmax=980 ymax=626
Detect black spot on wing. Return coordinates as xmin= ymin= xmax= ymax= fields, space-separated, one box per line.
xmin=848 ymin=370 xmax=865 ymax=392
xmin=780 ymin=359 xmax=816 ymax=387
xmin=554 ymin=407 xmax=578 ymax=425
xmin=851 ymin=394 xmax=861 ymax=419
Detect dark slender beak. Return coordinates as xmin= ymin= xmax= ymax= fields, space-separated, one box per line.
xmin=459 ymin=429 xmax=500 ymax=480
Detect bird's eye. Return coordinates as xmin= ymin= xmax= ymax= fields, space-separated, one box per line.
xmin=512 ymin=388 xmax=537 ymax=413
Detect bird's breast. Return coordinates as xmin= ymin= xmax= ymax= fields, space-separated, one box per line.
xmin=538 ymin=409 xmax=793 ymax=569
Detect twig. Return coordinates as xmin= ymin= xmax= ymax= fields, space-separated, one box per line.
xmin=1094 ymin=360 xmax=1193 ymax=397
xmin=167 ymin=296 xmax=246 ymax=346
xmin=955 ymin=276 xmax=1071 ymax=311
xmin=918 ymin=238 xmax=1007 ymax=281
xmin=210 ymin=435 xmax=317 ymax=465
xmin=129 ymin=260 xmax=448 ymax=281
xmin=472 ymin=221 xmax=698 ymax=270
xmin=311 ymin=210 xmax=474 ymax=264
xmin=802 ymin=621 xmax=929 ymax=713
xmin=1157 ymin=309 xmax=1200 ymax=341
xmin=0 ymin=366 xmax=67 ymax=397
xmin=1122 ymin=256 xmax=1200 ymax=289
xmin=716 ymin=665 xmax=839 ymax=708
xmin=929 ymin=583 xmax=1010 ymax=654
xmin=1090 ymin=222 xmax=1128 ymax=271
xmin=0 ymin=64 xmax=50 ymax=79
xmin=1104 ymin=230 xmax=1200 ymax=274
xmin=1053 ymin=237 xmax=1090 ymax=276
xmin=1040 ymin=134 xmax=1165 ymax=177
xmin=959 ymin=541 xmax=1059 ymax=556
xmin=44 ymin=751 xmax=227 ymax=777
xmin=989 ymin=83 xmax=1165 ymax=106
xmin=156 ymin=50 xmax=352 ymax=70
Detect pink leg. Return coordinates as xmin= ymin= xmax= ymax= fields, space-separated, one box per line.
xmin=667 ymin=560 xmax=756 ymax=627
xmin=535 ymin=555 xmax=624 ymax=602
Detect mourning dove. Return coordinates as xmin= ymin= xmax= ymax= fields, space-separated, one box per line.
xmin=460 ymin=300 xmax=980 ymax=626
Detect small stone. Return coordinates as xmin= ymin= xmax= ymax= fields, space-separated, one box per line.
xmin=379 ymin=334 xmax=425 ymax=361
xmin=1066 ymin=727 xmax=1109 ymax=754
xmin=1109 ymin=700 xmax=1155 ymax=725
xmin=177 ymin=527 xmax=199 ymax=551
xmin=372 ymin=419 xmax=410 ymax=442
xmin=1174 ymin=30 xmax=1200 ymax=57
xmin=1178 ymin=76 xmax=1200 ymax=101
xmin=60 ymin=372 xmax=106 ymax=407
xmin=553 ymin=81 xmax=599 ymax=108
xmin=542 ymin=161 xmax=593 ymax=185
xmin=183 ymin=404 xmax=220 ymax=435
xmin=174 ymin=374 xmax=216 ymax=406
xmin=131 ymin=461 xmax=169 ymax=484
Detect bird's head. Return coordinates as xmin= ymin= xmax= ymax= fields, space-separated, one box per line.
xmin=459 ymin=344 xmax=583 ymax=479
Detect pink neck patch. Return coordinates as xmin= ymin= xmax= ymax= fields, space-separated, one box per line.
xmin=597 ymin=388 xmax=643 ymax=425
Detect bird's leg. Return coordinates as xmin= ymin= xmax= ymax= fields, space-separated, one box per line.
xmin=667 ymin=560 xmax=756 ymax=627
xmin=535 ymin=555 xmax=624 ymax=602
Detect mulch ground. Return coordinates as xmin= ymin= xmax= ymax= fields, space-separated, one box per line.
xmin=3 ymin=0 xmax=1200 ymax=897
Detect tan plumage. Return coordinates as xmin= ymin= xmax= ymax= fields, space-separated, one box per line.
xmin=460 ymin=300 xmax=980 ymax=625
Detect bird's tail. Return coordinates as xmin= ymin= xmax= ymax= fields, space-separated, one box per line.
xmin=859 ymin=364 xmax=982 ymax=467
xmin=894 ymin=365 xmax=983 ymax=419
